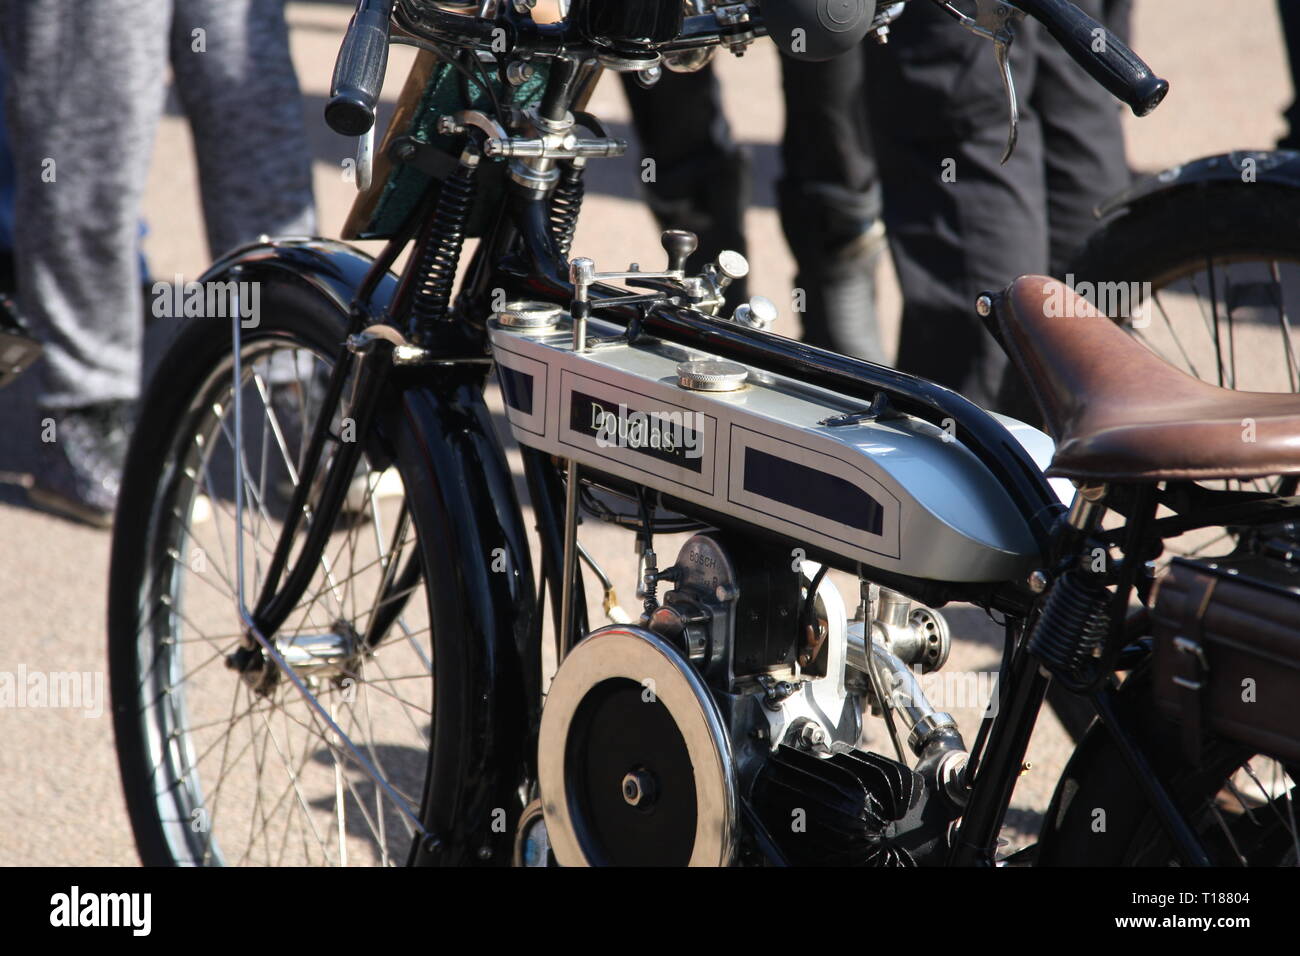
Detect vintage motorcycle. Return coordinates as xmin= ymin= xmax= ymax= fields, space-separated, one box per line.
xmin=107 ymin=0 xmax=1300 ymax=866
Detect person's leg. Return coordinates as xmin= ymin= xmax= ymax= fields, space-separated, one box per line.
xmin=620 ymin=65 xmax=750 ymax=305
xmin=0 ymin=0 xmax=167 ymax=412
xmin=1278 ymin=0 xmax=1300 ymax=150
xmin=170 ymin=0 xmax=316 ymax=260
xmin=0 ymin=0 xmax=168 ymax=522
xmin=1033 ymin=0 xmax=1131 ymax=279
xmin=866 ymin=4 xmax=1049 ymax=410
xmin=777 ymin=48 xmax=886 ymax=362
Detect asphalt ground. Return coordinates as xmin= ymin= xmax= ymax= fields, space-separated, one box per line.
xmin=0 ymin=0 xmax=1290 ymax=865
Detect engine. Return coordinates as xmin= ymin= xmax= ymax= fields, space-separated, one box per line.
xmin=532 ymin=532 xmax=974 ymax=866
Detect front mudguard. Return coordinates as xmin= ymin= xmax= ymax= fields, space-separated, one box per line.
xmin=394 ymin=378 xmax=538 ymax=865
xmin=199 ymin=236 xmax=398 ymax=322
xmin=201 ymin=238 xmax=538 ymax=865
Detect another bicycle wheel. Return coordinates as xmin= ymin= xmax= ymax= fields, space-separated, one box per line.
xmin=110 ymin=281 xmax=443 ymax=866
xmin=1072 ymin=177 xmax=1300 ymax=559
xmin=1041 ymin=177 xmax=1300 ymax=742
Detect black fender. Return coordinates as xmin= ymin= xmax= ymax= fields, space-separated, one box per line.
xmin=394 ymin=376 xmax=538 ymax=866
xmin=200 ymin=237 xmax=538 ymax=864
xmin=198 ymin=236 xmax=398 ymax=322
xmin=1096 ymin=149 xmax=1300 ymax=220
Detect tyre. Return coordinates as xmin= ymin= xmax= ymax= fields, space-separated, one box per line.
xmin=109 ymin=280 xmax=451 ymax=866
xmin=1038 ymin=669 xmax=1299 ymax=866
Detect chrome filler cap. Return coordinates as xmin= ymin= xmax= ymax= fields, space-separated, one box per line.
xmin=496 ymin=300 xmax=563 ymax=330
xmin=677 ymin=359 xmax=748 ymax=392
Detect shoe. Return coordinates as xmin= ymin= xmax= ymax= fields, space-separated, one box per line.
xmin=28 ymin=400 xmax=135 ymax=528
xmin=0 ymin=294 xmax=43 ymax=390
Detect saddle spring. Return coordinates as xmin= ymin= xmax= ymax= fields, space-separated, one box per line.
xmin=1027 ymin=566 xmax=1112 ymax=692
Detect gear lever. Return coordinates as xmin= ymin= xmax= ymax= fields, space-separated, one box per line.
xmin=661 ymin=229 xmax=699 ymax=273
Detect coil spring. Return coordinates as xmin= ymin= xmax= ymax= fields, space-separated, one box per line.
xmin=1027 ymin=568 xmax=1112 ymax=690
xmin=550 ymin=163 xmax=585 ymax=257
xmin=408 ymin=161 xmax=477 ymax=338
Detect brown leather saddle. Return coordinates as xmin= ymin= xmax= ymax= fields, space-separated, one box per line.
xmin=992 ymin=276 xmax=1300 ymax=482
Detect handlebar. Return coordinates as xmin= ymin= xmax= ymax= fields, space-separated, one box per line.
xmin=325 ymin=0 xmax=396 ymax=136
xmin=1010 ymin=0 xmax=1168 ymax=115
xmin=324 ymin=0 xmax=1168 ymax=142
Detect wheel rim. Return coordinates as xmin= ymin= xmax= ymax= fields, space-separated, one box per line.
xmin=128 ymin=337 xmax=433 ymax=866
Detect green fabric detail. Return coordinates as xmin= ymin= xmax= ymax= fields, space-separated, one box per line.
xmin=362 ymin=59 xmax=551 ymax=239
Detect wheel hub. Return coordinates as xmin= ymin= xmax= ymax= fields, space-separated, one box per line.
xmin=227 ymin=620 xmax=364 ymax=697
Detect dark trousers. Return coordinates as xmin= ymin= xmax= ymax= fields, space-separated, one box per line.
xmin=620 ymin=66 xmax=751 ymax=306
xmin=622 ymin=2 xmax=1131 ymax=413
xmin=862 ymin=0 xmax=1132 ymax=411
xmin=779 ymin=51 xmax=887 ymax=362
xmin=779 ymin=0 xmax=1132 ymax=409
xmin=1280 ymin=0 xmax=1300 ymax=149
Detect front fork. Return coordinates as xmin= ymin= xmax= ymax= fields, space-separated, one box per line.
xmin=223 ymin=301 xmax=437 ymax=844
xmin=247 ymin=328 xmax=392 ymax=636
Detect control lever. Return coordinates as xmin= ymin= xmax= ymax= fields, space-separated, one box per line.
xmin=661 ymin=229 xmax=699 ymax=272
xmin=706 ymin=249 xmax=750 ymax=294
xmin=935 ymin=0 xmax=1169 ymax=164
xmin=936 ymin=0 xmax=1025 ymax=164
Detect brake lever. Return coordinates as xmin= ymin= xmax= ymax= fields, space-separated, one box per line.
xmin=935 ymin=0 xmax=1026 ymax=163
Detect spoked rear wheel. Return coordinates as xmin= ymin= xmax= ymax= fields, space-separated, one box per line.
xmin=110 ymin=283 xmax=445 ymax=866
xmin=1125 ymin=752 xmax=1300 ymax=867
xmin=1044 ymin=181 xmax=1300 ymax=744
xmin=1039 ymin=673 xmax=1300 ymax=867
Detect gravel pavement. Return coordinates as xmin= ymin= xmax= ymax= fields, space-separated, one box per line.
xmin=0 ymin=0 xmax=1288 ymax=865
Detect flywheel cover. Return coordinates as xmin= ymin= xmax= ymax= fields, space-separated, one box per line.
xmin=538 ymin=626 xmax=736 ymax=866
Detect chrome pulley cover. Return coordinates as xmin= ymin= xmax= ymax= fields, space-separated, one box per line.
xmin=538 ymin=626 xmax=736 ymax=866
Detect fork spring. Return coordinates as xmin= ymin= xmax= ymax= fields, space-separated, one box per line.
xmin=408 ymin=161 xmax=477 ymax=341
xmin=550 ymin=162 xmax=585 ymax=257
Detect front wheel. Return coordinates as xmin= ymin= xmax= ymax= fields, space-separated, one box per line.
xmin=109 ymin=281 xmax=460 ymax=866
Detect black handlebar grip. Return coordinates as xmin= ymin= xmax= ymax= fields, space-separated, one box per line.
xmin=326 ymin=0 xmax=396 ymax=136
xmin=1014 ymin=0 xmax=1167 ymax=115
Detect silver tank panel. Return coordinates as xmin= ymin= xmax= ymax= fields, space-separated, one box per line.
xmin=488 ymin=314 xmax=1060 ymax=584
